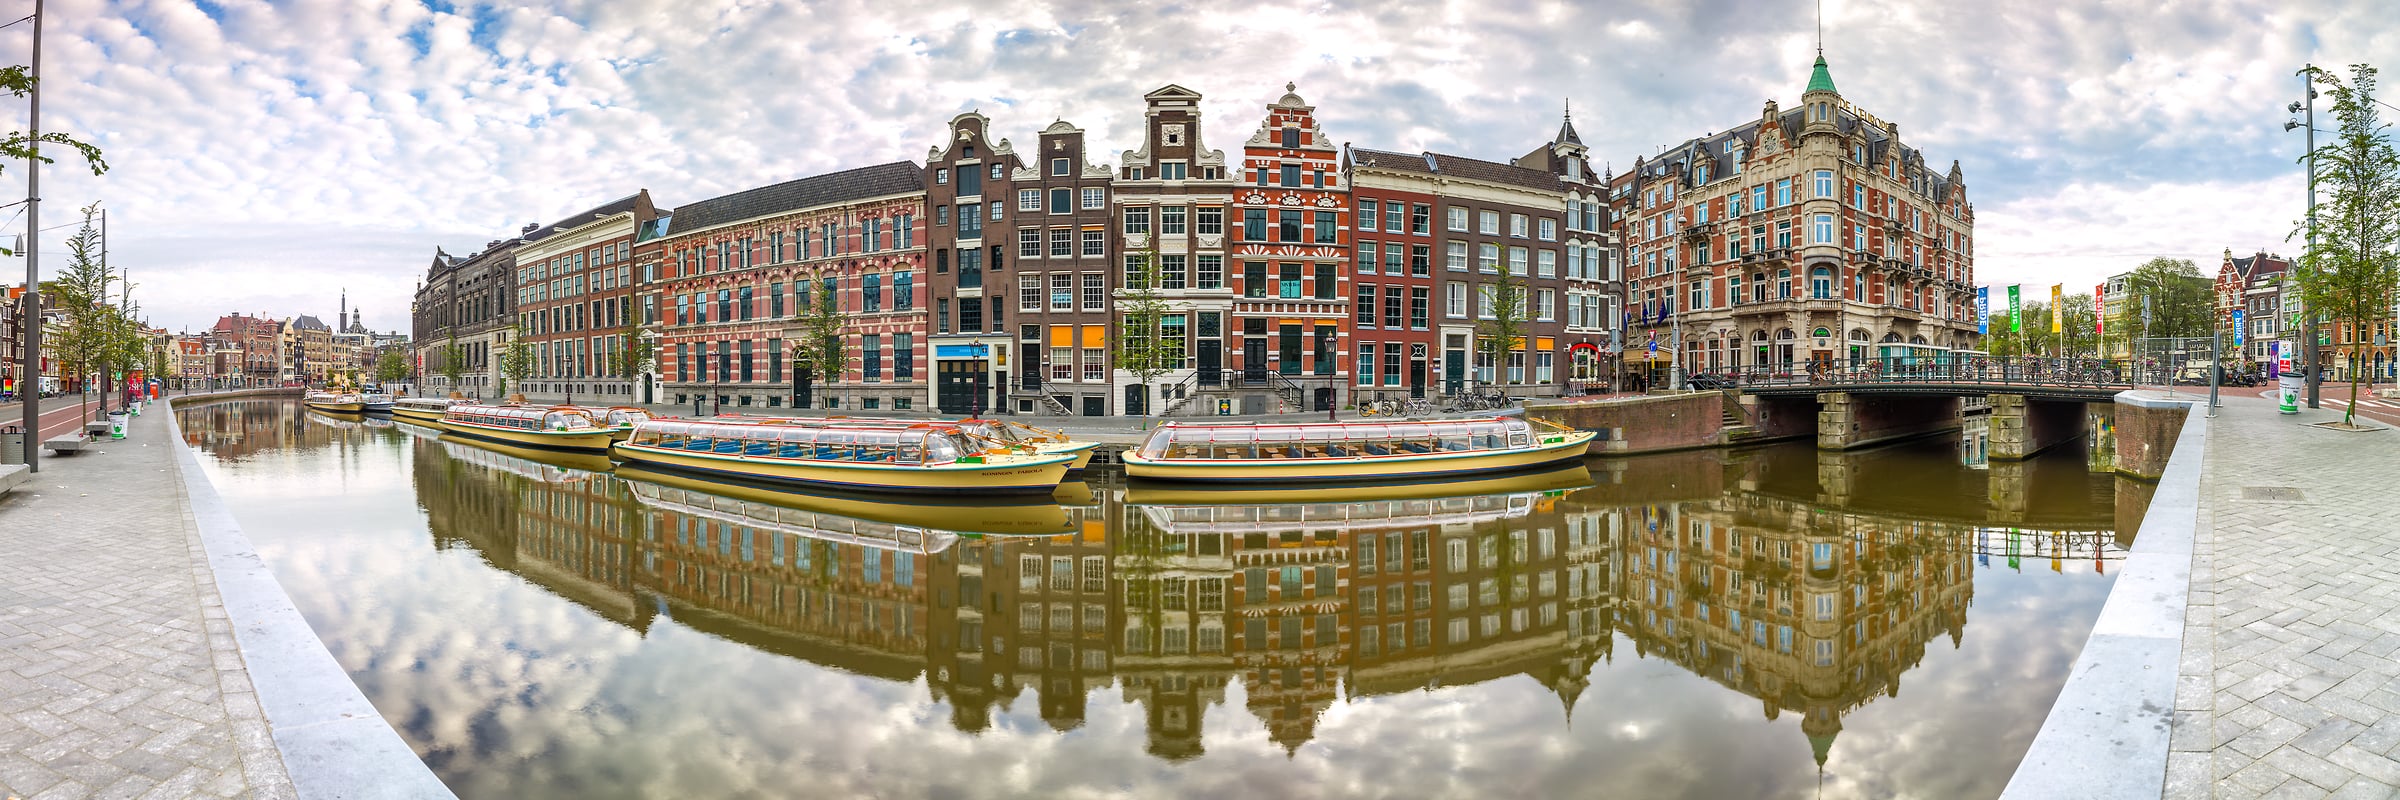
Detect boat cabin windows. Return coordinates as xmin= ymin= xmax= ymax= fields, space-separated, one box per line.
xmin=626 ymin=420 xmax=977 ymax=467
xmin=1135 ymin=418 xmax=1539 ymax=460
xmin=446 ymin=405 xmax=601 ymax=431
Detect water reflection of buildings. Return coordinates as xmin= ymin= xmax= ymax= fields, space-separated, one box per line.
xmin=177 ymin=400 xmax=338 ymax=461
xmin=387 ymin=427 xmax=2122 ymax=767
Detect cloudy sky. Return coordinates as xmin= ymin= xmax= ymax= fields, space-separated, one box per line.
xmin=2 ymin=0 xmax=2388 ymax=333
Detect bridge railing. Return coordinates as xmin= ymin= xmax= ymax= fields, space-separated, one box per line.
xmin=1691 ymin=357 xmax=2143 ymax=391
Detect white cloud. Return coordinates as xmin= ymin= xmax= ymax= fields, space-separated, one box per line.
xmin=0 ymin=0 xmax=2383 ymax=332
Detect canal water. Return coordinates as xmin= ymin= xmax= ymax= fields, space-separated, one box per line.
xmin=177 ymin=400 xmax=2134 ymax=799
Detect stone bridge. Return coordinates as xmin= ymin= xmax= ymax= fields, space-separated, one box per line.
xmin=1725 ymin=358 xmax=2134 ymax=460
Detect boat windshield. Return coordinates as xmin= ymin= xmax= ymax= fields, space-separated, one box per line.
xmin=600 ymin=408 xmax=652 ymax=426
xmin=1142 ymin=418 xmax=1538 ymax=460
xmin=628 ymin=420 xmax=969 ymax=466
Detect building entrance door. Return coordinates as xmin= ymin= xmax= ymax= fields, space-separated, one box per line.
xmin=1243 ymin=338 xmax=1268 ymax=383
xmin=1198 ymin=340 xmax=1222 ymax=385
xmin=1444 ymin=348 xmax=1466 ymax=395
xmin=936 ymin=361 xmax=988 ymax=415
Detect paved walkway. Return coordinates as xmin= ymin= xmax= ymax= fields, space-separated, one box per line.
xmin=2173 ymin=393 xmax=2400 ymax=798
xmin=0 ymin=409 xmax=294 ymax=799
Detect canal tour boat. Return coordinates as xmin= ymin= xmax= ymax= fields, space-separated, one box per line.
xmin=1120 ymin=416 xmax=1596 ymax=484
xmin=389 ymin=397 xmax=457 ymax=426
xmin=360 ymin=392 xmax=395 ymax=415
xmin=611 ymin=419 xmax=1076 ymax=494
xmin=615 ymin=466 xmax=1076 ymax=538
xmin=302 ymin=392 xmax=366 ymax=414
xmin=739 ymin=416 xmax=1101 ymax=472
xmin=438 ymin=404 xmax=618 ymax=453
xmin=578 ymin=406 xmax=656 ymax=442
xmin=1122 ymin=460 xmax=1593 ymax=507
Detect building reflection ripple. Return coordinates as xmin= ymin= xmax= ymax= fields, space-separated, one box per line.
xmin=177 ymin=398 xmax=2129 ymax=799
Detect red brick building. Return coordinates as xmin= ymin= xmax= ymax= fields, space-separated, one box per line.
xmin=656 ymin=163 xmax=927 ymax=411
xmin=1345 ymin=158 xmax=1441 ymax=399
xmin=512 ymin=190 xmax=660 ymax=404
xmin=1115 ymin=85 xmax=1237 ymax=417
xmin=1001 ymin=119 xmax=1119 ymax=417
xmin=1231 ymin=83 xmax=1350 ymax=412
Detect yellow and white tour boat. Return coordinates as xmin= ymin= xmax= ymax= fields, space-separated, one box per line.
xmin=1121 ymin=416 xmax=1595 ymax=483
xmin=578 ymin=406 xmax=656 ymax=442
xmin=611 ymin=419 xmax=1074 ymax=494
xmin=438 ymin=404 xmax=617 ymax=453
xmin=359 ymin=392 xmax=395 ymax=414
xmin=614 ymin=466 xmax=1075 ymax=537
xmin=390 ymin=397 xmax=457 ymax=426
xmin=302 ymin=392 xmax=365 ymax=414
xmin=759 ymin=416 xmax=1100 ymax=472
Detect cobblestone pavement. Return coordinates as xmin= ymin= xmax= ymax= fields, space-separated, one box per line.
xmin=2169 ymin=393 xmax=2400 ymax=798
xmin=0 ymin=409 xmax=293 ymax=799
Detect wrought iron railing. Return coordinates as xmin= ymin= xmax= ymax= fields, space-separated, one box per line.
xmin=1691 ymin=357 xmax=2143 ymax=391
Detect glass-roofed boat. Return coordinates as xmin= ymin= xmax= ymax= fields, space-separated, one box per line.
xmin=438 ymin=404 xmax=617 ymax=453
xmin=726 ymin=416 xmax=1100 ymax=471
xmin=390 ymin=396 xmax=458 ymax=426
xmin=359 ymin=392 xmax=395 ymax=414
xmin=1121 ymin=416 xmax=1595 ymax=483
xmin=576 ymin=406 xmax=656 ymax=442
xmin=612 ymin=419 xmax=1075 ymax=494
xmin=302 ymin=391 xmax=365 ymax=414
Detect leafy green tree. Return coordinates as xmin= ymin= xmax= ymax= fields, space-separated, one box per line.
xmin=437 ymin=331 xmax=466 ymax=395
xmin=789 ymin=275 xmax=849 ymax=408
xmin=1114 ymin=244 xmax=1179 ymax=422
xmin=373 ymin=349 xmax=413 ymax=385
xmin=496 ymin=323 xmax=535 ymax=399
xmin=2295 ymin=64 xmax=2400 ymax=427
xmin=0 ymin=65 xmax=107 ymax=181
xmin=41 ymin=215 xmax=116 ymax=414
xmin=607 ymin=323 xmax=655 ymax=396
xmin=1476 ymin=265 xmax=1530 ymax=390
xmin=2115 ymin=258 xmax=2216 ymax=351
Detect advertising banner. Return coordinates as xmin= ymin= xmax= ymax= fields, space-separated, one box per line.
xmin=2008 ymin=286 xmax=2022 ymax=333
xmin=1976 ymin=287 xmax=1990 ymax=335
xmin=2095 ymin=284 xmax=2106 ymax=334
xmin=2050 ymin=284 xmax=2062 ymax=334
xmin=2232 ymin=309 xmax=2246 ymax=347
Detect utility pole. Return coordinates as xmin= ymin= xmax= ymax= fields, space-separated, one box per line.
xmin=18 ymin=0 xmax=42 ymax=471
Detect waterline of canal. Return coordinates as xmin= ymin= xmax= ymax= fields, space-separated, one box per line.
xmin=179 ymin=400 xmax=2133 ymax=799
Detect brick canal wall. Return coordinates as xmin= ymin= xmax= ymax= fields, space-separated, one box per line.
xmin=1526 ymin=392 xmax=1728 ymax=456
xmin=2112 ymin=392 xmax=2193 ymax=480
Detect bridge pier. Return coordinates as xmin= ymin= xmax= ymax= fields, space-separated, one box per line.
xmin=1987 ymin=394 xmax=2089 ymax=461
xmin=1814 ymin=392 xmax=1963 ymax=451
xmin=1987 ymin=459 xmax=2030 ymax=525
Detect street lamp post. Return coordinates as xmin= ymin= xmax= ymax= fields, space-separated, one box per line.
xmin=2289 ymin=69 xmax=2322 ymax=408
xmin=17 ymin=0 xmax=41 ymax=471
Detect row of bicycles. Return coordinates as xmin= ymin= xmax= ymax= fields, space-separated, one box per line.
xmin=1357 ymin=389 xmax=1514 ymax=417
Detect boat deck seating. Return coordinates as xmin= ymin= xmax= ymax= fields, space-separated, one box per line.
xmin=45 ymin=436 xmax=88 ymax=455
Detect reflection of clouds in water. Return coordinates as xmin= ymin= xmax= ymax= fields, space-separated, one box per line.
xmin=199 ymin=418 xmax=2118 ymax=799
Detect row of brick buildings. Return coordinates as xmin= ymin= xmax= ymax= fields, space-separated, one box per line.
xmin=411 ymin=57 xmax=1978 ymax=415
xmin=2209 ymin=248 xmax=2396 ymax=381
xmin=177 ymin=299 xmax=409 ymax=390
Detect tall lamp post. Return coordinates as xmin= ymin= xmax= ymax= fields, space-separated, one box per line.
xmin=2287 ymin=69 xmax=2322 ymax=408
xmin=16 ymin=0 xmax=40 ymax=471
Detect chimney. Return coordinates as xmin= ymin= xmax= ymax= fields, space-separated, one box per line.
xmin=522 ymin=223 xmax=539 ymax=234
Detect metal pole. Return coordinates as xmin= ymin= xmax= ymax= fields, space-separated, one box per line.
xmin=19 ymin=0 xmax=41 ymax=471
xmin=2208 ymin=316 xmax=2221 ymax=416
xmin=2305 ymin=67 xmax=2322 ymax=408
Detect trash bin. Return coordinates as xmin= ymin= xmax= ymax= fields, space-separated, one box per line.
xmin=0 ymin=425 xmax=22 ymax=466
xmin=2279 ymin=373 xmax=2302 ymax=415
xmin=108 ymin=411 xmax=128 ymax=440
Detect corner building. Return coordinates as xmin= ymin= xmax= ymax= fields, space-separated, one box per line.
xmin=1612 ymin=56 xmax=1979 ymax=382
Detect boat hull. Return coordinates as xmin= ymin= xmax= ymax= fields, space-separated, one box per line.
xmin=612 ymin=442 xmax=1072 ymax=494
xmin=1041 ymin=442 xmax=1098 ymax=471
xmin=1122 ymin=431 xmax=1595 ymax=483
xmin=361 ymin=402 xmax=394 ymax=414
xmin=613 ymin=466 xmax=1076 ymax=536
xmin=1124 ymin=461 xmax=1594 ymax=506
xmin=391 ymin=407 xmax=446 ymax=425
xmin=304 ymin=402 xmax=365 ymax=414
xmin=441 ymin=420 xmax=617 ymax=453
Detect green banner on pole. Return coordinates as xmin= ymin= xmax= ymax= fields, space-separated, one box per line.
xmin=2008 ymin=286 xmax=2022 ymax=333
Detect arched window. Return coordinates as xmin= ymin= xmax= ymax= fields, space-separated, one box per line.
xmin=1811 ymin=266 xmax=1834 ymax=299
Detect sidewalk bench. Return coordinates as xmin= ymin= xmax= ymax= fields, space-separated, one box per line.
xmin=0 ymin=463 xmax=25 ymax=494
xmin=45 ymin=436 xmax=88 ymax=455
xmin=84 ymin=420 xmax=111 ymax=438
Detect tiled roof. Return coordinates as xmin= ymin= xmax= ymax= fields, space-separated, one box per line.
xmin=291 ymin=315 xmax=329 ymax=331
xmin=669 ymin=162 xmax=924 ymax=234
xmin=522 ymin=193 xmax=644 ymax=243
xmin=1350 ymin=147 xmax=1558 ymax=192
